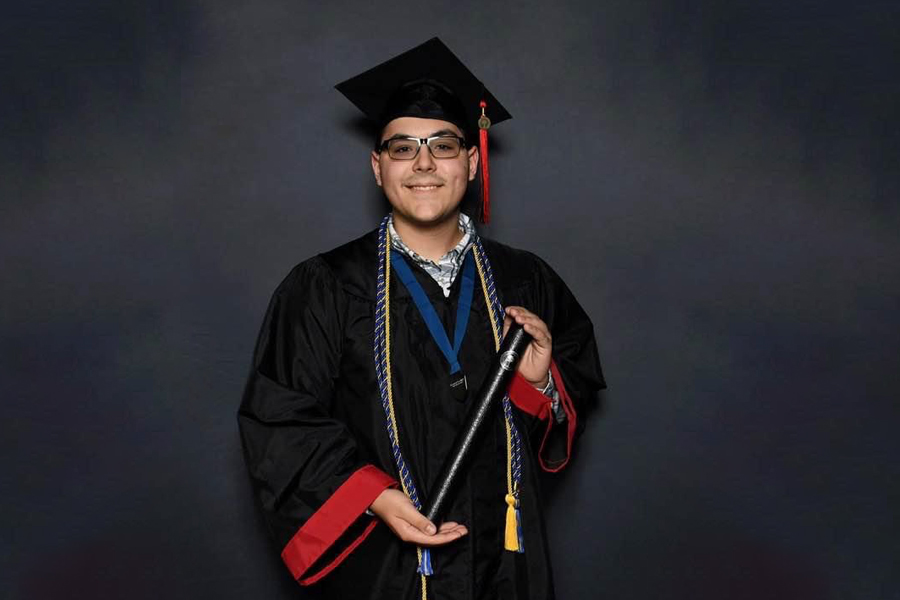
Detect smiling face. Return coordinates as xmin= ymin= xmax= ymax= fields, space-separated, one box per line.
xmin=371 ymin=117 xmax=479 ymax=229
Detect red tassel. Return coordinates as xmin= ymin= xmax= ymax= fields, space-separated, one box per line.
xmin=478 ymin=100 xmax=491 ymax=224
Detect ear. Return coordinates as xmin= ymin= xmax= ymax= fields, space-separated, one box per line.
xmin=467 ymin=145 xmax=479 ymax=182
xmin=371 ymin=150 xmax=383 ymax=187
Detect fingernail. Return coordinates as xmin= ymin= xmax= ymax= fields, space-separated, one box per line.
xmin=426 ymin=524 xmax=436 ymax=535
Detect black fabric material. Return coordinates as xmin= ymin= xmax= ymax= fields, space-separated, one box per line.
xmin=238 ymin=227 xmax=605 ymax=600
xmin=381 ymin=80 xmax=472 ymax=143
xmin=334 ymin=37 xmax=512 ymax=140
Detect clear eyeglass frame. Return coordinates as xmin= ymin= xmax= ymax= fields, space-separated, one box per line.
xmin=379 ymin=135 xmax=467 ymax=160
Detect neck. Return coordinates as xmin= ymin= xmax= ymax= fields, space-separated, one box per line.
xmin=392 ymin=211 xmax=463 ymax=262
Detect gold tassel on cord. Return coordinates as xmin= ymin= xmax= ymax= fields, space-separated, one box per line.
xmin=504 ymin=493 xmax=523 ymax=552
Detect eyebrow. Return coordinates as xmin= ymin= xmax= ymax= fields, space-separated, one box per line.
xmin=383 ymin=129 xmax=460 ymax=142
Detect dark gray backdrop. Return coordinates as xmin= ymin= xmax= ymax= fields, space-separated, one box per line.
xmin=2 ymin=1 xmax=898 ymax=599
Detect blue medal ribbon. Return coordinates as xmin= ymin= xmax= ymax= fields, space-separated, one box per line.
xmin=390 ymin=250 xmax=475 ymax=375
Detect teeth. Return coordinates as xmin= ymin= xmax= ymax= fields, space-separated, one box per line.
xmin=410 ymin=185 xmax=439 ymax=190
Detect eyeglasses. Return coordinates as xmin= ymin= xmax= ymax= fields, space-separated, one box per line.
xmin=379 ymin=135 xmax=466 ymax=160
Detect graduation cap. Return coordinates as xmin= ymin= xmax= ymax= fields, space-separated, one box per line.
xmin=335 ymin=37 xmax=511 ymax=223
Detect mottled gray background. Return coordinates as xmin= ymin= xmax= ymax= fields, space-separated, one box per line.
xmin=2 ymin=1 xmax=898 ymax=599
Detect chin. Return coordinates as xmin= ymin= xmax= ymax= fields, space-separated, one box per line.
xmin=396 ymin=198 xmax=459 ymax=224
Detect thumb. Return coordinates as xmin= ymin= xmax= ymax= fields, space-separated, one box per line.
xmin=398 ymin=501 xmax=437 ymax=535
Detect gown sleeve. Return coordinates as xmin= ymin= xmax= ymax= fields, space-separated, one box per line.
xmin=237 ymin=257 xmax=396 ymax=585
xmin=507 ymin=254 xmax=606 ymax=472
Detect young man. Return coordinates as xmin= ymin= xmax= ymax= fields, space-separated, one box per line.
xmin=238 ymin=38 xmax=605 ymax=599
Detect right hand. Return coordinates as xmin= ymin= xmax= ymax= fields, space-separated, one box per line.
xmin=369 ymin=489 xmax=468 ymax=546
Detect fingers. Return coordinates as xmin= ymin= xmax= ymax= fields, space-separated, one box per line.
xmin=391 ymin=518 xmax=469 ymax=546
xmin=506 ymin=306 xmax=541 ymax=329
xmin=436 ymin=521 xmax=465 ymax=533
xmin=505 ymin=306 xmax=551 ymax=346
xmin=371 ymin=490 xmax=468 ymax=546
xmin=400 ymin=501 xmax=437 ymax=535
xmin=505 ymin=306 xmax=553 ymax=386
xmin=420 ymin=522 xmax=469 ymax=547
xmin=521 ymin=322 xmax=551 ymax=348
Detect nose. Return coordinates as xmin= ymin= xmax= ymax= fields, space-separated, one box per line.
xmin=412 ymin=142 xmax=437 ymax=172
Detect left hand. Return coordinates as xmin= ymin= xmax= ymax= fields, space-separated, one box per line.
xmin=503 ymin=306 xmax=552 ymax=389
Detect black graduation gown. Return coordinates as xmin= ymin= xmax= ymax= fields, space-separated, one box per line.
xmin=238 ymin=227 xmax=605 ymax=600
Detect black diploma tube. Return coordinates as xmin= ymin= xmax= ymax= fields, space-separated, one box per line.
xmin=424 ymin=323 xmax=533 ymax=524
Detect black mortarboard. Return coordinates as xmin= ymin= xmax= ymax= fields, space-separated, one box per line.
xmin=335 ymin=38 xmax=511 ymax=222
